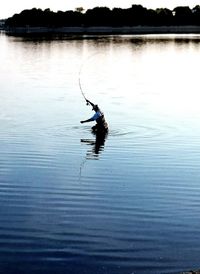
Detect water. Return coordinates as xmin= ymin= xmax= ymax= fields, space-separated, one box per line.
xmin=1 ymin=33 xmax=200 ymax=274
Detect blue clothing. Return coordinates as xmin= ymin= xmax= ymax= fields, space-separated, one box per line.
xmin=90 ymin=111 xmax=102 ymax=121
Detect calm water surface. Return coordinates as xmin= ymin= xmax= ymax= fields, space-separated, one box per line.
xmin=1 ymin=33 xmax=200 ymax=274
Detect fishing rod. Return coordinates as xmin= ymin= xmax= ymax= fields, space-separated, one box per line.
xmin=78 ymin=67 xmax=88 ymax=104
xmin=78 ymin=52 xmax=99 ymax=105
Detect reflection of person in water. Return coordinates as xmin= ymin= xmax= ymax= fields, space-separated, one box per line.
xmin=79 ymin=131 xmax=107 ymax=179
xmin=80 ymin=99 xmax=108 ymax=133
xmin=81 ymin=130 xmax=108 ymax=158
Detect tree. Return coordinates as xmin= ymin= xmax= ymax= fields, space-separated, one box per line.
xmin=156 ymin=8 xmax=173 ymax=25
xmin=85 ymin=7 xmax=111 ymax=26
xmin=130 ymin=5 xmax=147 ymax=25
xmin=192 ymin=5 xmax=200 ymax=25
xmin=75 ymin=7 xmax=84 ymax=13
xmin=5 ymin=4 xmax=200 ymax=28
xmin=173 ymin=6 xmax=193 ymax=25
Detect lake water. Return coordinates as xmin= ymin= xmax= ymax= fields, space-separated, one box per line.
xmin=1 ymin=32 xmax=200 ymax=274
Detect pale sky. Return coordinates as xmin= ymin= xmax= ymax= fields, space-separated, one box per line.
xmin=1 ymin=0 xmax=200 ymax=19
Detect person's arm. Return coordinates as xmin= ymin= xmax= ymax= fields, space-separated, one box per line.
xmin=80 ymin=112 xmax=100 ymax=124
xmin=80 ymin=118 xmax=93 ymax=124
xmin=86 ymin=99 xmax=95 ymax=108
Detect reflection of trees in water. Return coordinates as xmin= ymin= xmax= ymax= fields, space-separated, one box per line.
xmin=81 ymin=131 xmax=108 ymax=160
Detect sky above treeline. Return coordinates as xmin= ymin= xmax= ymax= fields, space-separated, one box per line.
xmin=1 ymin=0 xmax=200 ymax=19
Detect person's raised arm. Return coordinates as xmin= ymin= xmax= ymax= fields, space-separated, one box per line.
xmin=86 ymin=99 xmax=95 ymax=107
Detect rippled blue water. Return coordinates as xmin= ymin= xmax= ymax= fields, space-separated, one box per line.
xmin=1 ymin=33 xmax=200 ymax=274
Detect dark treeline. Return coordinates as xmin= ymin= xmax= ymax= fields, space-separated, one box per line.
xmin=5 ymin=5 xmax=200 ymax=27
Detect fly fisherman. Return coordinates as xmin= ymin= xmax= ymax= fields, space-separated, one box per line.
xmin=80 ymin=99 xmax=108 ymax=132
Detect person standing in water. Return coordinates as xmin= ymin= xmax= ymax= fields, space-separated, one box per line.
xmin=80 ymin=99 xmax=108 ymax=132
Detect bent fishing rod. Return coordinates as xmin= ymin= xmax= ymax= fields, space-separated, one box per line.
xmin=78 ymin=52 xmax=99 ymax=105
xmin=78 ymin=69 xmax=88 ymax=104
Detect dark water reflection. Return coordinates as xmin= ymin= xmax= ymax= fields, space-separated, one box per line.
xmin=1 ymin=33 xmax=200 ymax=274
xmin=81 ymin=131 xmax=108 ymax=159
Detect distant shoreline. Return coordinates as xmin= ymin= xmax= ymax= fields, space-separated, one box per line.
xmin=4 ymin=25 xmax=200 ymax=35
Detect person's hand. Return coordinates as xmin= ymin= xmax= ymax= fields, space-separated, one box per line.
xmin=80 ymin=121 xmax=84 ymax=124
